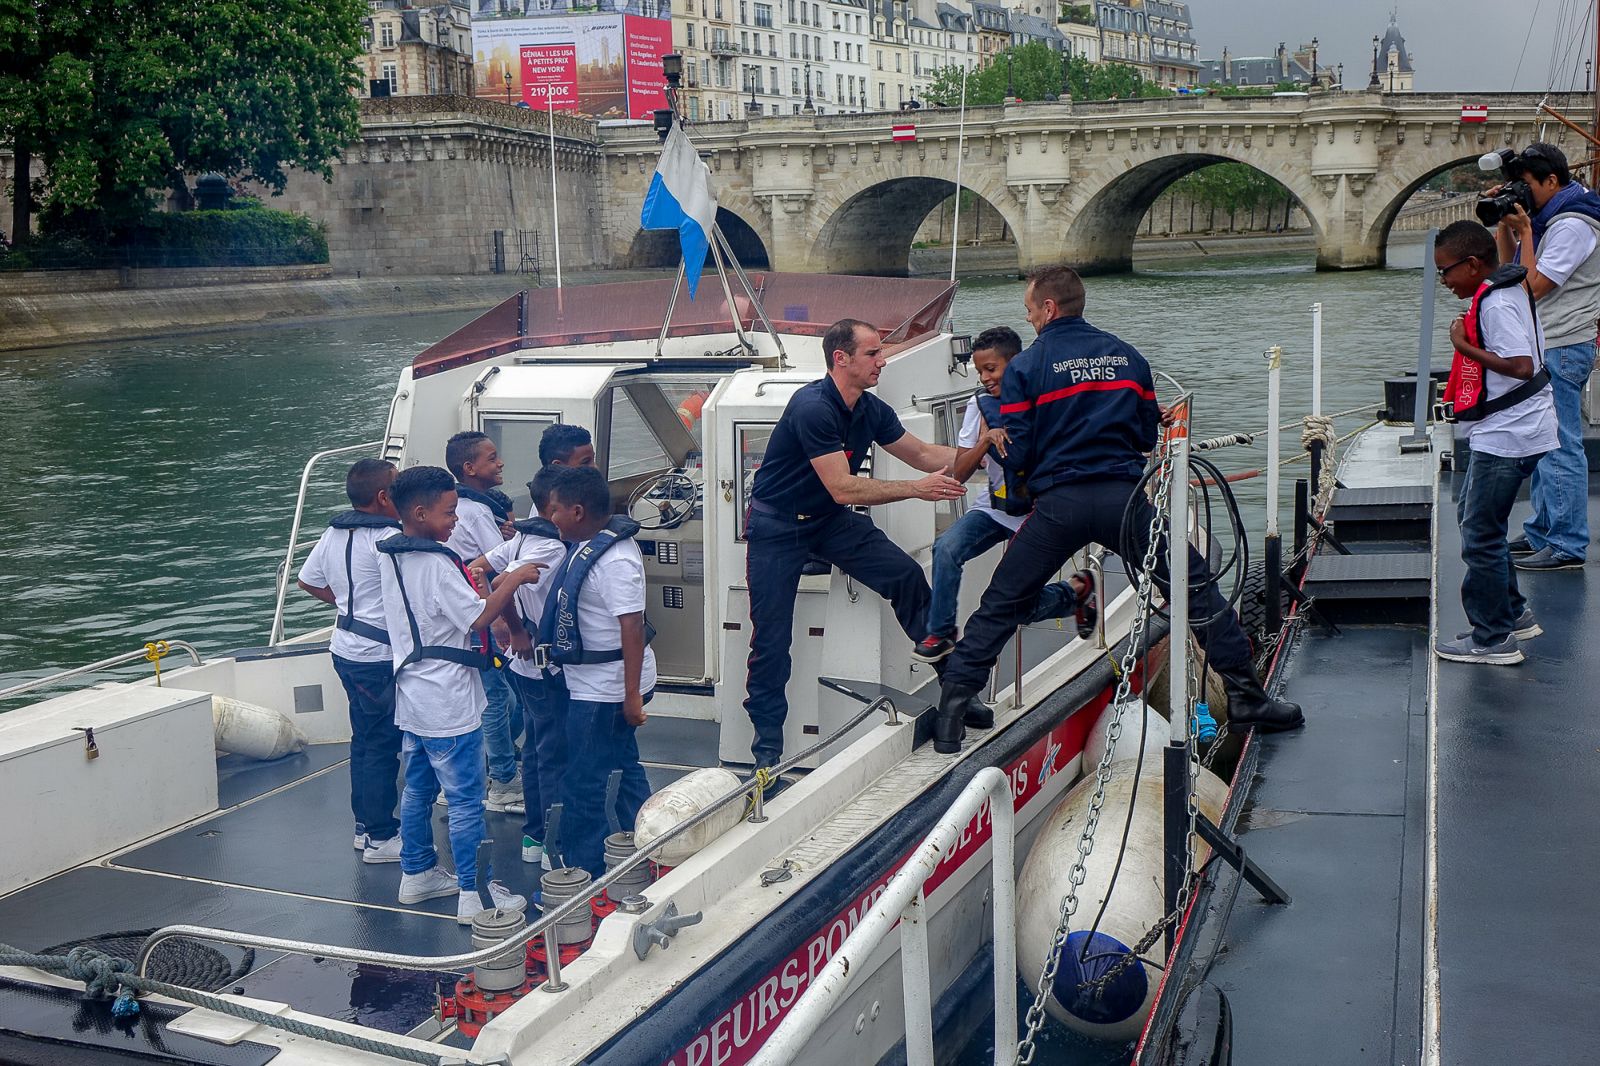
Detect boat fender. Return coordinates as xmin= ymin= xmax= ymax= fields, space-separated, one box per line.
xmin=1083 ymin=700 xmax=1167 ymax=769
xmin=211 ymin=695 xmax=308 ymax=760
xmin=633 ymin=768 xmax=743 ymax=867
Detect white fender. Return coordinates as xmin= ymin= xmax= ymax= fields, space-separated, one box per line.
xmin=211 ymin=696 xmax=308 ymax=760
xmin=633 ymin=767 xmax=744 ymax=867
xmin=1015 ymin=760 xmax=1227 ymax=1043
xmin=1082 ymin=700 xmax=1167 ymax=769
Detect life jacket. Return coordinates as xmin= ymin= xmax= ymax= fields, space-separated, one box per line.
xmin=536 ymin=516 xmax=656 ymax=667
xmin=455 ymin=483 xmax=512 ymax=522
xmin=975 ymin=393 xmax=1033 ymax=516
xmin=508 ymin=516 xmax=564 ymax=637
xmin=327 ymin=510 xmax=401 ymax=645
xmin=1440 ymin=264 xmax=1551 ymax=423
xmin=375 ymin=535 xmax=495 ymax=672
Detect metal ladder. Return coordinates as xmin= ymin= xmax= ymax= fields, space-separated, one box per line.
xmin=748 ymin=766 xmax=1019 ymax=1066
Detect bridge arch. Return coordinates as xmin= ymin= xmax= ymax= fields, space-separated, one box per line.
xmin=625 ymin=204 xmax=772 ymax=270
xmin=1361 ymin=154 xmax=1499 ymax=260
xmin=1057 ymin=151 xmax=1323 ymax=276
xmin=809 ymin=164 xmax=1025 ymax=277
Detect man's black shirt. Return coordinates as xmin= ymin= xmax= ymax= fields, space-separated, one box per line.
xmin=749 ymin=375 xmax=906 ymax=517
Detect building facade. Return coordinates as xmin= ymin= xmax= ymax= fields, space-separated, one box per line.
xmin=1377 ymin=15 xmax=1414 ymax=92
xmin=362 ymin=0 xmax=475 ymax=97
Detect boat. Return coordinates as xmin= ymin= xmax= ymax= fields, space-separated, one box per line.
xmin=0 ymin=268 xmax=1185 ymax=1065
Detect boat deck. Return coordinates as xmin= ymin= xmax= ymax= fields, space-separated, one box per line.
xmin=1168 ymin=430 xmax=1600 ymax=1065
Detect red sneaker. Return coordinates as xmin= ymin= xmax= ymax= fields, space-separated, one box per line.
xmin=913 ymin=634 xmax=955 ymax=662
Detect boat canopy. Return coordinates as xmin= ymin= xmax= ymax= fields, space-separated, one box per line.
xmin=412 ymin=273 xmax=959 ymax=379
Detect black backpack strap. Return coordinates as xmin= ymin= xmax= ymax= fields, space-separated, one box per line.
xmin=555 ymin=619 xmax=657 ymax=665
xmin=1457 ymin=280 xmax=1551 ymax=422
xmin=336 ymin=530 xmax=391 ymax=645
xmin=387 ymin=553 xmax=490 ymax=673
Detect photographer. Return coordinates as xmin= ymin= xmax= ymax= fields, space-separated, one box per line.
xmin=1489 ymin=143 xmax=1600 ymax=571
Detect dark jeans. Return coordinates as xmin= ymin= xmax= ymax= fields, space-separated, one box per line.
xmin=941 ymin=479 xmax=1254 ymax=693
xmin=331 ymin=655 xmax=401 ymax=842
xmin=742 ymin=506 xmax=931 ymax=765
xmin=562 ymin=695 xmax=654 ymax=878
xmin=507 ymin=671 xmax=568 ymax=844
xmin=1457 ymin=449 xmax=1542 ymax=644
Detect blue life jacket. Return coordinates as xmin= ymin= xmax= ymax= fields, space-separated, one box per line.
xmin=974 ymin=393 xmax=1033 ymax=516
xmin=375 ymin=535 xmax=494 ymax=672
xmin=537 ymin=516 xmax=656 ymax=667
xmin=327 ymin=510 xmax=401 ymax=645
xmin=508 ymin=516 xmax=564 ymax=637
xmin=456 ymin=483 xmax=512 ymax=522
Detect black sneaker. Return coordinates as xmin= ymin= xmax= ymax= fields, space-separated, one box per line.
xmin=913 ymin=635 xmax=955 ymax=662
xmin=1507 ymin=536 xmax=1535 ymax=556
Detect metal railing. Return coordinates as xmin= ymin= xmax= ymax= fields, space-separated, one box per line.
xmin=136 ymin=696 xmax=901 ymax=983
xmin=748 ymin=766 xmax=1017 ymax=1066
xmin=0 ymin=640 xmax=204 ymax=701
xmin=267 ymin=440 xmax=385 ymax=646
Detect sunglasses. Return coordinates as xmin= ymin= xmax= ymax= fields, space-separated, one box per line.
xmin=1437 ymin=256 xmax=1474 ymax=281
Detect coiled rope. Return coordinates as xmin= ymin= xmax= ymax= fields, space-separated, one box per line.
xmin=1299 ymin=414 xmax=1338 ymax=515
xmin=0 ymin=939 xmax=448 ymax=1065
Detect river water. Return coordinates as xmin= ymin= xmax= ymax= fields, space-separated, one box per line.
xmin=0 ymin=243 xmax=1454 ymax=695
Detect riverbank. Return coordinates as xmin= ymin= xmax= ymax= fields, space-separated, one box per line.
xmin=909 ymin=230 xmax=1318 ymax=277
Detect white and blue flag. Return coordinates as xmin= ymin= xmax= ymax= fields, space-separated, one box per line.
xmin=640 ymin=124 xmax=718 ymax=299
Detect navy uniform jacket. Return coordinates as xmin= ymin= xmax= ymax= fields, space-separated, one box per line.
xmin=998 ymin=315 xmax=1160 ymax=492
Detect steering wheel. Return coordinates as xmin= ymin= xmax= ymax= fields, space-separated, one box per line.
xmin=628 ymin=471 xmax=700 ymax=531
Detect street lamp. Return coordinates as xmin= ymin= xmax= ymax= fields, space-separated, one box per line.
xmin=1006 ymin=52 xmax=1015 ymax=102
xmin=803 ymin=59 xmax=814 ymax=112
xmin=661 ymin=52 xmax=684 ymax=119
xmin=1310 ymin=36 xmax=1318 ymax=87
xmin=747 ymin=76 xmax=761 ymax=115
xmin=1368 ymin=34 xmax=1381 ymax=90
xmin=503 ymin=68 xmax=513 ymax=105
xmin=1337 ymin=62 xmax=1344 ymax=90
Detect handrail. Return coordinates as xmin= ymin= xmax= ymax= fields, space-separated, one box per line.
xmin=0 ymin=640 xmax=204 ymax=701
xmin=137 ymin=695 xmax=900 ymax=980
xmin=748 ymin=766 xmax=1018 ymax=1066
xmin=267 ymin=440 xmax=385 ymax=646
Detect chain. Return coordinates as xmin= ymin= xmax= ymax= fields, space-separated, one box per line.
xmin=1014 ymin=438 xmax=1176 ymax=1066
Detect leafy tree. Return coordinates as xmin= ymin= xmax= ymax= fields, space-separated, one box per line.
xmin=1169 ymin=163 xmax=1294 ymax=230
xmin=925 ymin=43 xmax=1167 ymax=107
xmin=0 ymin=0 xmax=364 ymax=242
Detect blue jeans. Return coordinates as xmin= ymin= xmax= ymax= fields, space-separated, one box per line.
xmin=331 ymin=655 xmax=401 ymax=842
xmin=1458 ymin=449 xmax=1543 ymax=644
xmin=927 ymin=509 xmax=1013 ymax=638
xmin=507 ymin=671 xmax=569 ymax=843
xmin=400 ymin=729 xmax=487 ymax=891
xmin=562 ymin=696 xmax=653 ymax=878
xmin=481 ymin=666 xmax=522 ymax=784
xmin=1524 ymin=340 xmax=1594 ymax=560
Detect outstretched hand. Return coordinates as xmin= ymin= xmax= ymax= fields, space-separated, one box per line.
xmin=913 ymin=467 xmax=967 ymax=502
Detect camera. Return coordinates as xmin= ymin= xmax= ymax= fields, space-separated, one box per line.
xmin=1474 ymin=148 xmax=1536 ymax=226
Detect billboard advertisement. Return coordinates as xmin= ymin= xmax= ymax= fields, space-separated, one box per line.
xmin=473 ymin=3 xmax=670 ymax=119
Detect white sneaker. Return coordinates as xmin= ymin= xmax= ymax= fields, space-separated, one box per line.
xmin=398 ymin=865 xmax=459 ymax=904
xmin=485 ymin=774 xmax=525 ymax=814
xmin=521 ymin=836 xmax=555 ymax=871
xmin=353 ymin=832 xmax=370 ymax=851
xmin=362 ymin=836 xmax=402 ymax=864
xmin=457 ymin=880 xmax=527 ymax=925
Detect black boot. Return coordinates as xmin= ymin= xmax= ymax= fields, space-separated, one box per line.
xmin=1215 ymin=662 xmax=1304 ymax=733
xmin=963 ymin=695 xmax=994 ymax=730
xmin=933 ymin=684 xmax=972 ymax=754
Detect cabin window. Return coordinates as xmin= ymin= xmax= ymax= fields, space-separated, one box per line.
xmin=481 ymin=414 xmax=560 ymax=514
xmin=735 ymin=422 xmax=776 ymax=540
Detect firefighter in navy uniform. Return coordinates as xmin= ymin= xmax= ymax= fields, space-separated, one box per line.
xmin=743 ymin=318 xmax=967 ymax=769
xmin=933 ymin=266 xmax=1304 ymax=753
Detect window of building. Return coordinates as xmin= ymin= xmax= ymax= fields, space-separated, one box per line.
xmin=686 ymin=23 xmax=696 ymax=44
xmin=755 ymin=1 xmax=771 ymax=24
xmin=770 ymin=64 xmax=778 ymax=87
xmin=740 ymin=0 xmax=747 ymax=21
xmin=814 ymin=34 xmax=821 ymax=56
xmin=857 ymin=43 xmax=863 ymax=60
xmin=792 ymin=68 xmax=800 ymax=93
xmin=802 ymin=36 xmax=810 ymax=58
xmin=833 ymin=40 xmax=839 ymax=58
xmin=770 ymin=103 xmax=779 ymax=114
xmin=689 ymin=97 xmax=701 ymax=119
xmin=380 ymin=21 xmax=395 ymax=47
xmin=836 ymin=73 xmax=843 ymax=98
xmin=876 ymin=48 xmax=882 ymax=68
xmin=895 ymin=52 xmax=901 ymax=71
xmin=879 ymin=82 xmax=885 ymax=107
xmin=833 ymin=12 xmax=839 ymax=28
xmin=381 ymin=61 xmax=397 ymax=92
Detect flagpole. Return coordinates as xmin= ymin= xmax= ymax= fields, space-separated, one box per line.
xmin=548 ymin=99 xmax=563 ymax=290
xmin=949 ymin=63 xmax=969 ymax=283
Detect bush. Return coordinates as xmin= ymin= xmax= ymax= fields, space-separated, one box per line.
xmin=0 ymin=207 xmax=329 ymax=270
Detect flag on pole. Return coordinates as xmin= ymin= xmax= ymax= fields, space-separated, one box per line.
xmin=1460 ymin=104 xmax=1489 ymax=123
xmin=640 ymin=124 xmax=718 ymax=299
xmin=892 ymin=123 xmax=917 ymax=142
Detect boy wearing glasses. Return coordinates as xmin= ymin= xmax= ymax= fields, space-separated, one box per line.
xmin=1435 ymin=220 xmax=1557 ymax=665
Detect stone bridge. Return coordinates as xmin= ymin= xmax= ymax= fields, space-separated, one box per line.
xmin=600 ymin=91 xmax=1577 ymax=275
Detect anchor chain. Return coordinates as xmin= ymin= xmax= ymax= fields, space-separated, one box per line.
xmin=1014 ymin=433 xmax=1176 ymax=1066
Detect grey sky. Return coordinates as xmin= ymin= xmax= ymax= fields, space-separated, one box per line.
xmin=1194 ymin=0 xmax=1595 ymax=93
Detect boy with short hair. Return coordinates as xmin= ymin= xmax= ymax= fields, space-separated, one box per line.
xmin=1434 ymin=219 xmax=1558 ymax=665
xmin=378 ymin=465 xmax=546 ymax=923
xmin=443 ymin=431 xmax=524 ymax=816
xmin=539 ymin=423 xmax=597 ymax=469
xmin=479 ymin=466 xmax=570 ymax=871
xmin=296 ymin=458 xmax=404 ymax=864
xmin=540 ymin=465 xmax=655 ymax=878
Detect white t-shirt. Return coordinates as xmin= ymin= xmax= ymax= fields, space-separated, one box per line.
xmin=298 ymin=522 xmax=399 ymax=663
xmin=445 ymin=496 xmax=506 ymax=565
xmin=555 ymin=538 xmax=658 ymax=704
xmin=484 ymin=531 xmax=569 ymax=680
xmin=1534 ymin=216 xmax=1600 ymax=286
xmin=1465 ymin=285 xmax=1559 ymax=459
xmin=958 ymin=397 xmax=1024 ymax=533
xmin=378 ymin=548 xmax=487 ymax=736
